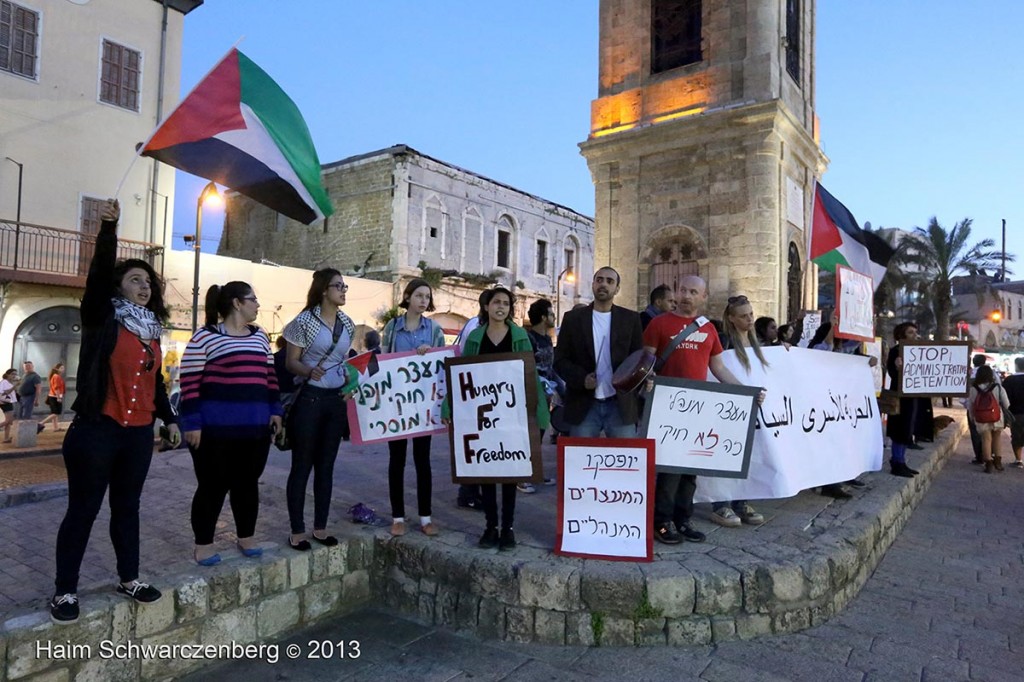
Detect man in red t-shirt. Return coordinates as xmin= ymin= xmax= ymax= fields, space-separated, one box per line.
xmin=642 ymin=275 xmax=764 ymax=544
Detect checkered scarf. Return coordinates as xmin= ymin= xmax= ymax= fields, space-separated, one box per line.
xmin=111 ymin=297 xmax=163 ymax=341
xmin=283 ymin=306 xmax=355 ymax=350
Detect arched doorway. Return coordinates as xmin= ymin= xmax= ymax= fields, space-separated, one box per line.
xmin=787 ymin=243 xmax=802 ymax=321
xmin=13 ymin=306 xmax=82 ymax=414
xmin=644 ymin=226 xmax=707 ymax=298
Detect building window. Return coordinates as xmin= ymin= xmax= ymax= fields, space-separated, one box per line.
xmin=497 ymin=230 xmax=511 ymax=269
xmin=100 ymin=39 xmax=142 ymax=111
xmin=564 ymin=247 xmax=575 ymax=277
xmin=651 ymin=0 xmax=702 ymax=74
xmin=536 ymin=239 xmax=548 ymax=276
xmin=785 ymin=0 xmax=801 ymax=83
xmin=421 ymin=196 xmax=445 ymax=256
xmin=0 ymin=1 xmax=39 ymax=79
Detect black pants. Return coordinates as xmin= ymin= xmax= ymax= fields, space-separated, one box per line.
xmin=54 ymin=416 xmax=154 ymax=594
xmin=388 ymin=435 xmax=432 ymax=518
xmin=286 ymin=387 xmax=346 ymax=534
xmin=969 ymin=417 xmax=982 ymax=459
xmin=654 ymin=472 xmax=696 ymax=529
xmin=190 ymin=432 xmax=271 ymax=544
xmin=481 ymin=483 xmax=517 ymax=530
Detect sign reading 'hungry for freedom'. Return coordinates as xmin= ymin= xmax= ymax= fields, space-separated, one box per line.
xmin=899 ymin=341 xmax=971 ymax=397
xmin=445 ymin=352 xmax=541 ymax=484
xmin=347 ymin=347 xmax=459 ymax=445
xmin=640 ymin=379 xmax=760 ymax=477
xmin=555 ymin=438 xmax=654 ymax=562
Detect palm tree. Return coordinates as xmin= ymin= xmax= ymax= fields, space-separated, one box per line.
xmin=897 ymin=217 xmax=1011 ymax=339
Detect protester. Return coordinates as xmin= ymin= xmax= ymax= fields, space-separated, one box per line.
xmin=38 ymin=363 xmax=66 ymax=432
xmin=273 ymin=336 xmax=296 ymax=400
xmin=966 ymin=354 xmax=992 ymax=463
xmin=640 ymin=284 xmax=676 ymax=330
xmin=968 ymin=365 xmax=1010 ymax=473
xmin=448 ymin=287 xmax=549 ymax=550
xmin=380 ymin=278 xmax=446 ymax=537
xmin=1003 ymin=357 xmax=1024 ymax=468
xmin=754 ymin=317 xmax=779 ymax=346
xmin=180 ymin=282 xmax=282 ymax=565
xmin=776 ymin=323 xmax=796 ymax=345
xmin=51 ymin=199 xmax=179 ymax=624
xmin=525 ymin=298 xmax=559 ymax=489
xmin=16 ymin=360 xmax=41 ymax=420
xmin=885 ymin=322 xmax=923 ymax=478
xmin=282 ymin=269 xmax=355 ymax=550
xmin=0 ymin=368 xmax=17 ymax=442
xmin=643 ymin=276 xmax=765 ymax=544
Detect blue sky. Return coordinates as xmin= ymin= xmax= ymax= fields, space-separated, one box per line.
xmin=171 ymin=1 xmax=1023 ymax=277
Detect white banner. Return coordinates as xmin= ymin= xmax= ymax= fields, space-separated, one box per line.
xmin=348 ymin=347 xmax=459 ymax=444
xmin=694 ymin=347 xmax=883 ymax=502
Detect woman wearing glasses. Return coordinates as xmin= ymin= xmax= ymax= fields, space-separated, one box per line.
xmin=282 ymin=269 xmax=355 ymax=550
xmin=51 ymin=199 xmax=179 ymax=624
xmin=179 ymin=282 xmax=282 ymax=565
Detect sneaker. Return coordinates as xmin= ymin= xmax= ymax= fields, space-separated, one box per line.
xmin=457 ymin=497 xmax=484 ymax=511
xmin=710 ymin=507 xmax=742 ymax=528
xmin=678 ymin=523 xmax=706 ymax=543
xmin=1015 ymin=461 xmax=1024 ymax=469
xmin=478 ymin=528 xmax=499 ymax=549
xmin=516 ymin=482 xmax=537 ymax=494
xmin=543 ymin=478 xmax=556 ymax=486
xmin=846 ymin=478 xmax=867 ymax=489
xmin=116 ymin=580 xmax=161 ymax=603
xmin=498 ymin=528 xmax=516 ymax=551
xmin=736 ymin=504 xmax=765 ymax=526
xmin=50 ymin=593 xmax=79 ymax=623
xmin=654 ymin=525 xmax=682 ymax=545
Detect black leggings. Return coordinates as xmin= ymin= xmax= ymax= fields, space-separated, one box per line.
xmin=286 ymin=387 xmax=346 ymax=534
xmin=481 ymin=483 xmax=517 ymax=531
xmin=388 ymin=435 xmax=432 ymax=518
xmin=189 ymin=432 xmax=271 ymax=544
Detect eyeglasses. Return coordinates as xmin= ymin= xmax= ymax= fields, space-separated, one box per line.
xmin=327 ymin=283 xmax=349 ymax=292
xmin=242 ymin=296 xmax=259 ymax=303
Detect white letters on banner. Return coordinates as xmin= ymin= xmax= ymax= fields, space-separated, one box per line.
xmin=555 ymin=438 xmax=654 ymax=562
xmin=693 ymin=347 xmax=883 ymax=503
xmin=640 ymin=380 xmax=759 ymax=477
xmin=446 ymin=353 xmax=539 ymax=483
xmin=835 ymin=266 xmax=875 ymax=342
xmin=899 ymin=342 xmax=970 ymax=396
xmin=348 ymin=347 xmax=458 ymax=444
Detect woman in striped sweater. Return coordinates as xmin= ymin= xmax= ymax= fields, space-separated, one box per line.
xmin=180 ymin=282 xmax=283 ymax=565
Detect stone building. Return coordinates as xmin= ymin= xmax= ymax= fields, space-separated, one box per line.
xmin=218 ymin=145 xmax=595 ymax=331
xmin=579 ymin=0 xmax=827 ymax=322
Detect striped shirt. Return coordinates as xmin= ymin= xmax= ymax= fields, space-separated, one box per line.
xmin=179 ymin=325 xmax=282 ymax=438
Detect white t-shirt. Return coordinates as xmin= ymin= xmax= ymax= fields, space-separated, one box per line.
xmin=0 ymin=379 xmax=15 ymax=404
xmin=592 ymin=310 xmax=614 ymax=400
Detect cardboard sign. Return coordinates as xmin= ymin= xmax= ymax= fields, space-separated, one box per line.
xmin=799 ymin=310 xmax=822 ymax=347
xmin=899 ymin=341 xmax=971 ymax=397
xmin=347 ymin=347 xmax=459 ymax=444
xmin=835 ymin=266 xmax=875 ymax=342
xmin=863 ymin=337 xmax=883 ymax=395
xmin=640 ymin=378 xmax=759 ymax=477
xmin=445 ymin=352 xmax=541 ymax=484
xmin=555 ymin=438 xmax=654 ymax=562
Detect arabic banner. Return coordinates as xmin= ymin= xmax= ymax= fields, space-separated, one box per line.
xmin=835 ymin=266 xmax=875 ymax=342
xmin=639 ymin=379 xmax=759 ymax=477
xmin=445 ymin=352 xmax=542 ymax=484
xmin=347 ymin=347 xmax=459 ymax=444
xmin=899 ymin=341 xmax=971 ymax=397
xmin=694 ymin=347 xmax=883 ymax=502
xmin=555 ymin=438 xmax=655 ymax=562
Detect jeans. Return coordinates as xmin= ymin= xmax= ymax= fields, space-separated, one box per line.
xmin=654 ymin=472 xmax=696 ymax=529
xmin=569 ymin=399 xmax=637 ymax=438
xmin=388 ymin=435 xmax=432 ymax=519
xmin=286 ymin=387 xmax=346 ymax=534
xmin=190 ymin=432 xmax=271 ymax=544
xmin=54 ymin=416 xmax=154 ymax=594
xmin=481 ymin=483 xmax=517 ymax=530
xmin=17 ymin=395 xmax=34 ymax=419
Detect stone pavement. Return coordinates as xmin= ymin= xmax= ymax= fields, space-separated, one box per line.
xmin=194 ymin=431 xmax=1024 ymax=681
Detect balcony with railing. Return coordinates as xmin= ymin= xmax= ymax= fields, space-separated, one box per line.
xmin=0 ymin=218 xmax=163 ymax=287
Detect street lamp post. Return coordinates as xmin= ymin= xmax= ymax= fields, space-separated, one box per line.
xmin=555 ymin=267 xmax=575 ymax=327
xmin=5 ymin=157 xmax=23 ymax=270
xmin=189 ymin=182 xmax=221 ymax=332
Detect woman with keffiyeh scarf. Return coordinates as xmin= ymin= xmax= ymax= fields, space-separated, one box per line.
xmin=50 ymin=199 xmax=179 ymax=625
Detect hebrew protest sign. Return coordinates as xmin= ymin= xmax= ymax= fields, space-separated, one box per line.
xmin=445 ymin=352 xmax=541 ymax=484
xmin=347 ymin=347 xmax=459 ymax=444
xmin=899 ymin=341 xmax=971 ymax=397
xmin=555 ymin=438 xmax=654 ymax=562
xmin=693 ymin=347 xmax=883 ymax=502
xmin=640 ymin=380 xmax=759 ymax=477
xmin=835 ymin=265 xmax=875 ymax=342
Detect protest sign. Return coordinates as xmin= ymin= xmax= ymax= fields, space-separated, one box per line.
xmin=899 ymin=341 xmax=971 ymax=397
xmin=693 ymin=347 xmax=883 ymax=502
xmin=640 ymin=379 xmax=759 ymax=477
xmin=799 ymin=310 xmax=822 ymax=347
xmin=445 ymin=352 xmax=541 ymax=484
xmin=863 ymin=337 xmax=883 ymax=394
xmin=555 ymin=438 xmax=654 ymax=562
xmin=835 ymin=266 xmax=874 ymax=342
xmin=347 ymin=347 xmax=459 ymax=445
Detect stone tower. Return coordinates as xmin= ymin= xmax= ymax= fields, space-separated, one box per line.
xmin=579 ymin=0 xmax=827 ymax=322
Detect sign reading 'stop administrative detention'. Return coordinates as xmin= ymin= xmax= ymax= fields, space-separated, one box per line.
xmin=899 ymin=341 xmax=971 ymax=397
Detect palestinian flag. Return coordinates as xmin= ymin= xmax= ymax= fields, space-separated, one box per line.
xmin=809 ymin=182 xmax=894 ymax=290
xmin=141 ymin=49 xmax=332 ymax=225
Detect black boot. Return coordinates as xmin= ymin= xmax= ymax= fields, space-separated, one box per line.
xmin=890 ymin=461 xmax=915 ymax=478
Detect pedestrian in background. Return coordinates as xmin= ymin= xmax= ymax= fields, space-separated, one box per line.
xmin=38 ymin=363 xmax=66 ymax=432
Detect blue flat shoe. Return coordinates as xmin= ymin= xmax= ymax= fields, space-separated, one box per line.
xmin=237 ymin=543 xmax=263 ymax=558
xmin=193 ymin=550 xmax=221 ymax=567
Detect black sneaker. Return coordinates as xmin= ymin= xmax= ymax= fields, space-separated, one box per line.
xmin=678 ymin=523 xmax=706 ymax=543
xmin=116 ymin=581 xmax=162 ymax=603
xmin=654 ymin=525 xmax=682 ymax=545
xmin=478 ymin=528 xmax=499 ymax=549
xmin=50 ymin=593 xmax=79 ymax=623
xmin=458 ymin=498 xmax=484 ymax=511
xmin=498 ymin=528 xmax=516 ymax=551
xmin=846 ymin=478 xmax=867 ymax=489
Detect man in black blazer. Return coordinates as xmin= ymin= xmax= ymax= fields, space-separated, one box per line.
xmin=554 ymin=267 xmax=644 ymax=437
